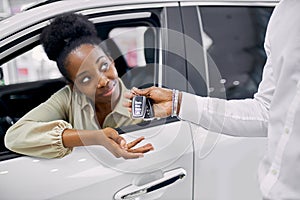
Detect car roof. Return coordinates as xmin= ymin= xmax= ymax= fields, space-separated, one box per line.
xmin=0 ymin=0 xmax=279 ymax=40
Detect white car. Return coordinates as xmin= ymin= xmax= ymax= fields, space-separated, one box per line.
xmin=0 ymin=0 xmax=278 ymax=199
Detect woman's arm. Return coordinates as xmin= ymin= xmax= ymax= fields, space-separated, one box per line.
xmin=62 ymin=128 xmax=153 ymax=159
xmin=5 ymin=87 xmax=74 ymax=158
xmin=5 ymin=86 xmax=153 ymax=158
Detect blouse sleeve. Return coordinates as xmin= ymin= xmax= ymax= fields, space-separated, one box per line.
xmin=4 ymin=86 xmax=74 ymax=158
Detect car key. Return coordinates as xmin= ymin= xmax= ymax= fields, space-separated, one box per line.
xmin=132 ymin=95 xmax=146 ymax=119
xmin=132 ymin=96 xmax=154 ymax=120
xmin=143 ymin=98 xmax=154 ymax=120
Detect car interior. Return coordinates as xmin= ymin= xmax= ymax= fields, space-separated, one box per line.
xmin=95 ymin=16 xmax=158 ymax=89
xmin=200 ymin=7 xmax=274 ymax=99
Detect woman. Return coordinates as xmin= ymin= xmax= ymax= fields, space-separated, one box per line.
xmin=4 ymin=13 xmax=153 ymax=159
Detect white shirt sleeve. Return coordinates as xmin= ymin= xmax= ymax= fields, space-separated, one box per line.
xmin=178 ymin=37 xmax=274 ymax=137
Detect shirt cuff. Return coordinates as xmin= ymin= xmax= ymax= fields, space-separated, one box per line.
xmin=178 ymin=92 xmax=206 ymax=125
xmin=50 ymin=121 xmax=73 ymax=158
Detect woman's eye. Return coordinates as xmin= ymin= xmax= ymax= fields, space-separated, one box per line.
xmin=100 ymin=62 xmax=109 ymax=72
xmin=81 ymin=76 xmax=91 ymax=84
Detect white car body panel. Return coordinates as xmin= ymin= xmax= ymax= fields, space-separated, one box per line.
xmin=192 ymin=124 xmax=267 ymax=199
xmin=0 ymin=121 xmax=194 ymax=200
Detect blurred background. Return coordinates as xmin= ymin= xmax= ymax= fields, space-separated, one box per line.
xmin=0 ymin=0 xmax=148 ymax=85
xmin=0 ymin=0 xmax=46 ymax=20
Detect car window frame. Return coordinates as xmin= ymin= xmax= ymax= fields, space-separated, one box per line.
xmin=180 ymin=1 xmax=278 ymax=99
xmin=0 ymin=2 xmax=182 ymax=160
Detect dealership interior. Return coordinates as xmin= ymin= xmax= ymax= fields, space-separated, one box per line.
xmin=0 ymin=0 xmax=45 ymax=20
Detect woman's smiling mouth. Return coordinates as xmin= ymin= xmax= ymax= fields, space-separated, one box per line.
xmin=98 ymin=80 xmax=117 ymax=97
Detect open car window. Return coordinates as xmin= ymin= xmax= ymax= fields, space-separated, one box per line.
xmin=0 ymin=6 xmax=174 ymax=159
xmin=1 ymin=45 xmax=61 ymax=85
xmin=109 ymin=27 xmax=148 ymax=68
xmin=108 ymin=26 xmax=157 ymax=89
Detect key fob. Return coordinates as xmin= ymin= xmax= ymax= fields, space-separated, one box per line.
xmin=132 ymin=96 xmax=146 ymax=119
xmin=144 ymin=98 xmax=154 ymax=120
xmin=132 ymin=96 xmax=154 ymax=120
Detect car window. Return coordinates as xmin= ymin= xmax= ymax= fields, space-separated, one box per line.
xmin=109 ymin=26 xmax=148 ymax=68
xmin=0 ymin=7 xmax=163 ymax=159
xmin=1 ymin=45 xmax=61 ymax=85
xmin=199 ymin=6 xmax=274 ymax=99
xmin=108 ymin=26 xmax=157 ymax=89
xmin=0 ymin=45 xmax=64 ymax=156
xmin=0 ymin=0 xmax=11 ymax=20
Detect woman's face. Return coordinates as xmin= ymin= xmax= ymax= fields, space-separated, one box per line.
xmin=65 ymin=44 xmax=119 ymax=104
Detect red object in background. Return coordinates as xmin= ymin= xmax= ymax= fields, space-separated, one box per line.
xmin=126 ymin=42 xmax=138 ymax=67
xmin=18 ymin=68 xmax=28 ymax=76
xmin=127 ymin=50 xmax=137 ymax=67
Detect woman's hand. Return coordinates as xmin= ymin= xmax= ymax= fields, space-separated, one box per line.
xmin=100 ymin=127 xmax=154 ymax=159
xmin=124 ymin=86 xmax=173 ymax=118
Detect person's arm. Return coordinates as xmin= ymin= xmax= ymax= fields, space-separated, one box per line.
xmin=126 ymin=49 xmax=274 ymax=137
xmin=178 ymin=36 xmax=274 ymax=137
xmin=5 ymin=87 xmax=74 ymax=158
xmin=5 ymin=87 xmax=153 ymax=158
xmin=62 ymin=128 xmax=153 ymax=159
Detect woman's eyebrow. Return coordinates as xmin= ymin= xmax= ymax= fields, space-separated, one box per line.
xmin=95 ymin=56 xmax=105 ymax=64
xmin=76 ymin=55 xmax=106 ymax=79
xmin=77 ymin=71 xmax=88 ymax=79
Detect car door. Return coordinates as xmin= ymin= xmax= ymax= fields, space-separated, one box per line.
xmin=180 ymin=1 xmax=277 ymax=200
xmin=0 ymin=1 xmax=194 ymax=200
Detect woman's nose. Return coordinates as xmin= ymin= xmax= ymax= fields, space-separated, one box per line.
xmin=97 ymin=75 xmax=109 ymax=88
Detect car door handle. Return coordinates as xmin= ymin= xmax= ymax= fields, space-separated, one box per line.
xmin=114 ymin=168 xmax=186 ymax=200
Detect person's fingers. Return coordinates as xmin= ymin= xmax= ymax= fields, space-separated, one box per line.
xmin=122 ymin=101 xmax=132 ymax=113
xmin=127 ymin=143 xmax=154 ymax=153
xmin=128 ymin=107 xmax=132 ymax=113
xmin=123 ymin=93 xmax=133 ymax=112
xmin=122 ymin=101 xmax=132 ymax=108
xmin=131 ymin=87 xmax=151 ymax=96
xmin=105 ymin=139 xmax=153 ymax=159
xmin=126 ymin=136 xmax=145 ymax=149
xmin=124 ymin=91 xmax=134 ymax=100
xmin=105 ymin=128 xmax=127 ymax=149
xmin=121 ymin=152 xmax=144 ymax=159
xmin=105 ymin=137 xmax=145 ymax=159
xmin=114 ymin=145 xmax=144 ymax=159
xmin=102 ymin=129 xmax=155 ymax=159
xmin=101 ymin=138 xmax=122 ymax=158
xmin=101 ymin=129 xmax=152 ymax=159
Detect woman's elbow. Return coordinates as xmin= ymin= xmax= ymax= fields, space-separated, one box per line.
xmin=4 ymin=128 xmax=15 ymax=151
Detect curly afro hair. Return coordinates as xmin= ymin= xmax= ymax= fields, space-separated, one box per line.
xmin=40 ymin=12 xmax=106 ymax=82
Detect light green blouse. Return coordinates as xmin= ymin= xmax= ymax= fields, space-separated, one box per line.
xmin=5 ymin=79 xmax=141 ymax=158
